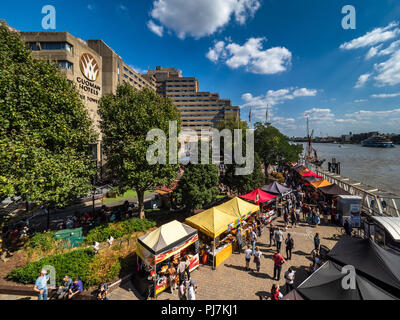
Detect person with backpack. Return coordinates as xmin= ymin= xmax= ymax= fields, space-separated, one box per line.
xmin=285 ymin=233 xmax=294 ymax=260
xmin=253 ymin=247 xmax=262 ymax=272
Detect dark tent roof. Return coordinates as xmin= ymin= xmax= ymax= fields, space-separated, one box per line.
xmin=297 ymin=261 xmax=397 ymax=300
xmin=318 ymin=184 xmax=350 ymax=196
xmin=328 ymin=236 xmax=400 ymax=296
xmin=281 ymin=289 xmax=304 ymax=300
xmin=261 ymin=181 xmax=292 ymax=196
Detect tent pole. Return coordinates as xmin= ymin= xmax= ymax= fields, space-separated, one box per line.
xmin=213 ymin=238 xmax=216 ymax=270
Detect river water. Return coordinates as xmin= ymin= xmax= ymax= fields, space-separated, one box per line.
xmin=302 ymin=143 xmax=400 ymax=195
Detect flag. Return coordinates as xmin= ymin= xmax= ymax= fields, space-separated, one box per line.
xmin=249 ymin=107 xmax=252 ymax=123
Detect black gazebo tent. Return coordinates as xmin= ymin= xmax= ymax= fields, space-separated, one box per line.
xmin=318 ymin=184 xmax=350 ymax=196
xmin=296 ymin=260 xmax=398 ymax=300
xmin=261 ymin=181 xmax=292 ymax=196
xmin=328 ymin=236 xmax=400 ymax=297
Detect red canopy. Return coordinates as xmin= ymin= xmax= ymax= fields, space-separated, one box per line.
xmin=302 ymin=171 xmax=322 ymax=178
xmin=240 ymin=189 xmax=277 ymax=205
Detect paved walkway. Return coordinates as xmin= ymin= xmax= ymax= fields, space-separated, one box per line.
xmin=109 ymin=217 xmax=341 ymax=300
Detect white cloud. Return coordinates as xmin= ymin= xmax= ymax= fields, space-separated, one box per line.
xmin=374 ymin=50 xmax=400 ymax=86
xmin=149 ymin=0 xmax=261 ymax=39
xmin=340 ymin=22 xmax=400 ymax=50
xmin=354 ymin=73 xmax=371 ymax=88
xmin=303 ymin=108 xmax=335 ymax=122
xmin=87 ymin=4 xmax=95 ymax=10
xmin=207 ymin=37 xmax=292 ymax=74
xmin=147 ymin=20 xmax=164 ymax=37
xmin=345 ymin=108 xmax=400 ymax=119
xmin=129 ymin=65 xmax=148 ymax=74
xmin=206 ymin=41 xmax=226 ymax=62
xmin=365 ymin=44 xmax=383 ymax=60
xmin=354 ymin=99 xmax=367 ymax=103
xmin=241 ymin=87 xmax=317 ymax=109
xmin=371 ymin=92 xmax=400 ymax=98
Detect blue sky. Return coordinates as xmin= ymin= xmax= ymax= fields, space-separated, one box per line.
xmin=2 ymin=0 xmax=400 ymax=137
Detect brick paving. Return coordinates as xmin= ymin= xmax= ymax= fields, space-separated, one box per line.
xmin=109 ymin=216 xmax=341 ymax=300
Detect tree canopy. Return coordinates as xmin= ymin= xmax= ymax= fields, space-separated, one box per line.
xmin=254 ymin=122 xmax=302 ymax=166
xmin=98 ymin=83 xmax=181 ymax=219
xmin=0 ymin=22 xmax=98 ymax=207
xmin=174 ymin=163 xmax=219 ymax=214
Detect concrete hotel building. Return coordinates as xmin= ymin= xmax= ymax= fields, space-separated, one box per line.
xmin=19 ymin=31 xmax=156 ymax=168
xmin=144 ymin=67 xmax=240 ymax=136
xmin=15 ymin=26 xmax=240 ymax=165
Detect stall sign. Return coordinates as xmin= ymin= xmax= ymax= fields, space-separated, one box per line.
xmin=136 ymin=243 xmax=155 ymax=267
xmin=155 ymin=234 xmax=199 ymax=265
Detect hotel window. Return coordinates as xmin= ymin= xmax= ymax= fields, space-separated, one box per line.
xmin=57 ymin=60 xmax=73 ymax=71
xmin=26 ymin=42 xmax=39 ymax=51
xmin=40 ymin=42 xmax=73 ymax=53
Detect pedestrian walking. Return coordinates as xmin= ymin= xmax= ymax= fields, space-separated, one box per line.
xmin=269 ymin=224 xmax=275 ymax=247
xmin=34 ymin=269 xmax=50 ymax=300
xmin=177 ymin=258 xmax=187 ymax=282
xmin=272 ymin=251 xmax=285 ymax=281
xmin=178 ymin=280 xmax=187 ymax=300
xmin=285 ymin=233 xmax=294 ymax=260
xmin=254 ymin=247 xmax=262 ymax=272
xmin=270 ymin=284 xmax=283 ymax=301
xmin=187 ymin=280 xmax=197 ymax=300
xmin=250 ymin=229 xmax=257 ymax=255
xmin=244 ymin=245 xmax=252 ymax=271
xmin=274 ymin=227 xmax=283 ymax=252
xmin=290 ymin=209 xmax=297 ymax=227
xmin=283 ymin=210 xmax=289 ymax=229
xmin=236 ymin=227 xmax=244 ymax=253
xmin=314 ymin=233 xmax=320 ymax=251
xmin=168 ymin=264 xmax=177 ymax=293
xmin=284 ymin=267 xmax=295 ymax=293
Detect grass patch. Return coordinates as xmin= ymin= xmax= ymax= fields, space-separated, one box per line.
xmin=103 ymin=190 xmax=152 ymax=204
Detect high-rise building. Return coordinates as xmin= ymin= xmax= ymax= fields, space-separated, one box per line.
xmin=19 ymin=30 xmax=156 ymax=168
xmin=145 ymin=66 xmax=240 ymax=136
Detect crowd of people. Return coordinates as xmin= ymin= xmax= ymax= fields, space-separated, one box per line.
xmin=231 ymin=166 xmax=338 ymax=300
xmin=166 ymin=256 xmax=198 ymax=300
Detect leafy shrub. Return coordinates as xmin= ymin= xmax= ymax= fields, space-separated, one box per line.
xmin=88 ymin=252 xmax=122 ymax=284
xmin=8 ymin=248 xmax=96 ymax=289
xmin=27 ymin=231 xmax=56 ymax=252
xmin=84 ymin=217 xmax=155 ymax=244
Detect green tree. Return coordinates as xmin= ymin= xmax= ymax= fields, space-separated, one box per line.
xmin=174 ymin=163 xmax=219 ymax=214
xmin=223 ymin=152 xmax=265 ymax=195
xmin=0 ymin=23 xmax=97 ymax=219
xmin=98 ymin=84 xmax=181 ymax=219
xmin=254 ymin=122 xmax=302 ymax=167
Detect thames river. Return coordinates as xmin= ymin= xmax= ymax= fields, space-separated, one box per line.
xmin=303 ymin=143 xmax=400 ymax=195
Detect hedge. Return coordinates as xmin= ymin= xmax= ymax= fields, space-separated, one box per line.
xmin=27 ymin=231 xmax=56 ymax=252
xmin=83 ymin=217 xmax=156 ymax=244
xmin=8 ymin=249 xmax=96 ymax=290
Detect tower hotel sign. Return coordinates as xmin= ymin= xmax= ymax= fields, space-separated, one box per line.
xmin=76 ymin=53 xmax=101 ymax=102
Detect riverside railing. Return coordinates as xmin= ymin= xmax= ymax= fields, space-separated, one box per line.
xmin=306 ymin=161 xmax=400 ymax=218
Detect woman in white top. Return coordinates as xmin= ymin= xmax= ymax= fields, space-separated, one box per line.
xmin=254 ymin=247 xmax=262 ymax=272
xmin=244 ymin=245 xmax=252 ymax=271
xmin=187 ymin=280 xmax=197 ymax=300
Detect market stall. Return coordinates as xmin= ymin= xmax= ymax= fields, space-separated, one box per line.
xmin=135 ymin=220 xmax=199 ymax=298
xmin=240 ymin=188 xmax=277 ymax=205
xmin=185 ymin=197 xmax=260 ymax=269
xmin=310 ymin=179 xmax=332 ymax=189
